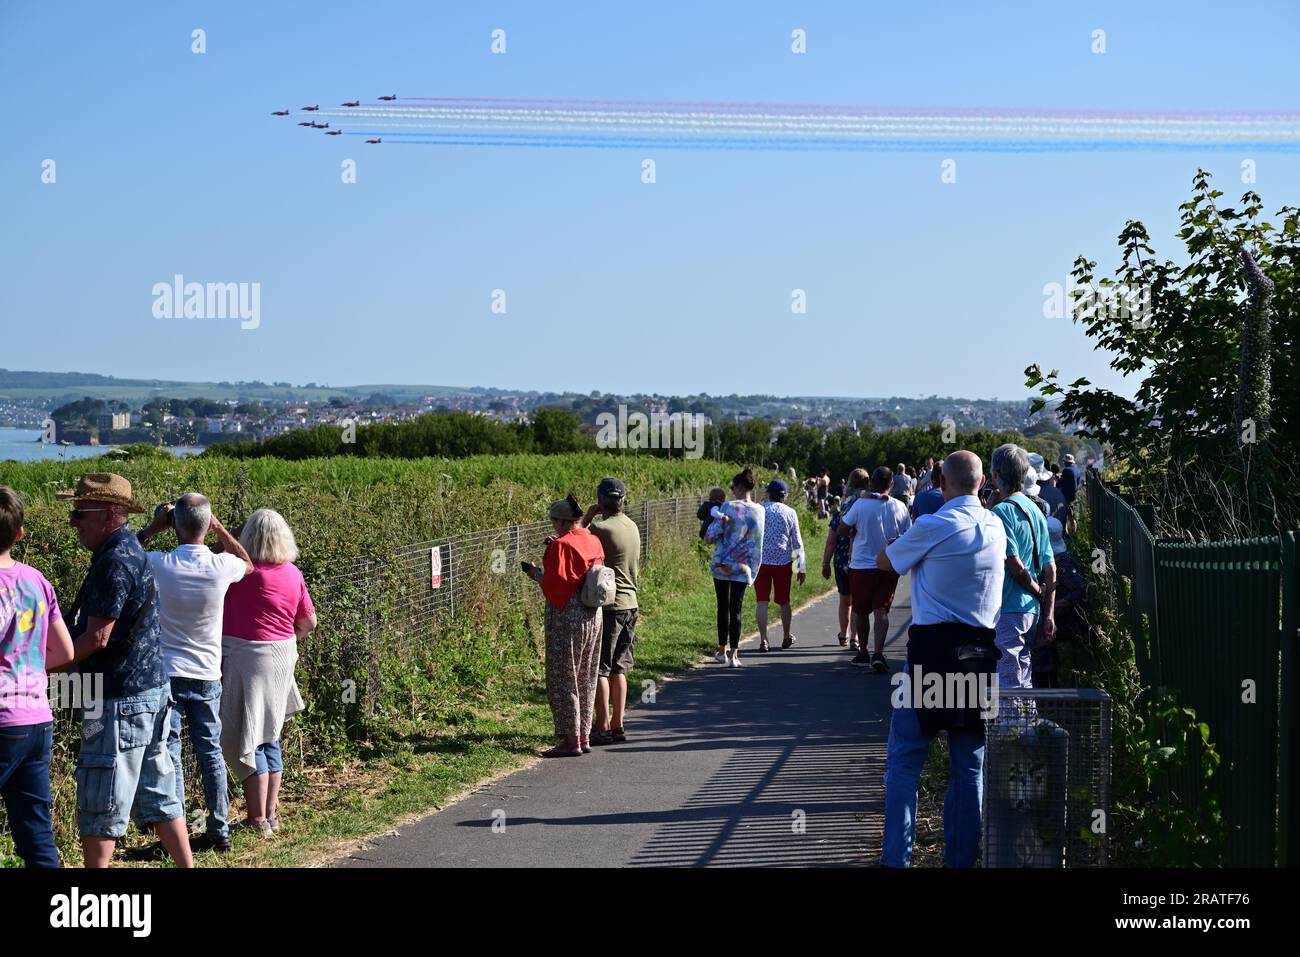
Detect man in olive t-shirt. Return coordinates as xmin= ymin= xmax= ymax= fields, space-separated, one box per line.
xmin=581 ymin=478 xmax=641 ymax=745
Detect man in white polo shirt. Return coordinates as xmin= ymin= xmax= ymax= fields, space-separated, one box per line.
xmin=137 ymin=493 xmax=253 ymax=853
xmin=874 ymin=450 xmax=1007 ymax=867
xmin=831 ymin=466 xmax=911 ymax=671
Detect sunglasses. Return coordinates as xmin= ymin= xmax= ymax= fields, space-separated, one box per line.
xmin=70 ymin=507 xmax=111 ymax=520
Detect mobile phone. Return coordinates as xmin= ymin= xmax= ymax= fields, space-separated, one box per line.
xmin=520 ymin=561 xmax=537 ymax=576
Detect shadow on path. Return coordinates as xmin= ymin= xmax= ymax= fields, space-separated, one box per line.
xmin=336 ymin=579 xmax=912 ymax=868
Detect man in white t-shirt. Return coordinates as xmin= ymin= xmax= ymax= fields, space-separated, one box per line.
xmin=137 ymin=493 xmax=253 ymax=853
xmin=830 ymin=466 xmax=911 ymax=671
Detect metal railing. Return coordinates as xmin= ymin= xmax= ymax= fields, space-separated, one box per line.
xmin=1088 ymin=471 xmax=1299 ymax=866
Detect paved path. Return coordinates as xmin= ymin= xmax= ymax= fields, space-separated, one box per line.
xmin=336 ymin=577 xmax=913 ymax=868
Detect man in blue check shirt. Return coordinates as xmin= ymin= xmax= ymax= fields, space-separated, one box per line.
xmin=60 ymin=473 xmax=192 ymax=868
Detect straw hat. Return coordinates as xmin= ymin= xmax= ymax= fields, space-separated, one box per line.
xmin=55 ymin=472 xmax=145 ymax=513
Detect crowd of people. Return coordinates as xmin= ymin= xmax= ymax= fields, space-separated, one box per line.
xmin=0 ymin=473 xmax=315 ymax=867
xmin=1 ymin=448 xmax=1088 ymax=869
xmin=708 ymin=446 xmax=1089 ymax=867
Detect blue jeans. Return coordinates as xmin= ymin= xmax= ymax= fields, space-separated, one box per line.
xmin=167 ymin=677 xmax=229 ymax=840
xmin=76 ymin=684 xmax=183 ymax=838
xmin=995 ymin=612 xmax=1038 ymax=690
xmin=0 ymin=721 xmax=59 ymax=867
xmin=252 ymin=739 xmax=282 ymax=776
xmin=881 ymin=673 xmax=985 ymax=867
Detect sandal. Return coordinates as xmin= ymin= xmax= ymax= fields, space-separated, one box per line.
xmin=543 ymin=736 xmax=583 ymax=758
xmin=543 ymin=744 xmax=584 ymax=758
xmin=590 ymin=729 xmax=615 ymax=746
xmin=758 ymin=641 xmax=770 ymax=653
xmin=609 ymin=727 xmax=627 ymax=744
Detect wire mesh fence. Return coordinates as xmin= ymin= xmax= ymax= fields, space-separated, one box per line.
xmin=305 ymin=494 xmax=716 ymax=659
xmin=983 ymin=688 xmax=1113 ymax=868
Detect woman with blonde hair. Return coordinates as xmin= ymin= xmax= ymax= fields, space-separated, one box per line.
xmin=219 ymin=508 xmax=317 ymax=836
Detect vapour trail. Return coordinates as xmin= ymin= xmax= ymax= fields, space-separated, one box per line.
xmin=285 ymin=97 xmax=1300 ymax=152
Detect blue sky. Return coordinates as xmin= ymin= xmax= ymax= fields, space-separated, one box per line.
xmin=2 ymin=1 xmax=1297 ymax=400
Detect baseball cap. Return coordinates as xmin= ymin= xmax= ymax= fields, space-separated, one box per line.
xmin=597 ymin=477 xmax=626 ymax=501
xmin=767 ymin=478 xmax=788 ymax=497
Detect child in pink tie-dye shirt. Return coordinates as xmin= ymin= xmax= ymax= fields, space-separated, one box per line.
xmin=0 ymin=486 xmax=75 ymax=867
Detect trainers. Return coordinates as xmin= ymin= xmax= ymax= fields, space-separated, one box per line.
xmin=871 ymin=652 xmax=888 ymax=673
xmin=730 ymin=655 xmax=743 ymax=668
xmin=230 ymin=819 xmax=275 ymax=839
xmin=782 ymin=634 xmax=796 ymax=649
xmin=267 ymin=816 xmax=281 ymax=833
xmin=849 ymin=652 xmax=873 ymax=667
xmin=714 ymin=651 xmax=729 ymax=663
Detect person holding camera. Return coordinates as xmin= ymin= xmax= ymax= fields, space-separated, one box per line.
xmin=522 ymin=494 xmax=605 ymax=757
xmin=59 ymin=473 xmax=191 ymax=867
xmin=137 ymin=493 xmax=253 ymax=853
xmin=580 ymin=478 xmax=640 ymax=746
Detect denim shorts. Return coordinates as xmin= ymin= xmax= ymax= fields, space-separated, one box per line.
xmin=75 ymin=683 xmax=185 ymax=838
xmin=253 ymin=739 xmax=283 ymax=775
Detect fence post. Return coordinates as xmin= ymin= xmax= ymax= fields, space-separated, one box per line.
xmin=447 ymin=539 xmax=455 ymax=621
xmin=364 ymin=559 xmax=379 ymax=717
xmin=1281 ymin=531 xmax=1299 ymax=866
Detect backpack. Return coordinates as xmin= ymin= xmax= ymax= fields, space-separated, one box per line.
xmin=580 ymin=564 xmax=617 ymax=608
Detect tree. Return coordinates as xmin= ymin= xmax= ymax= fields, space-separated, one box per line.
xmin=530 ymin=406 xmax=585 ymax=454
xmin=771 ymin=423 xmax=824 ymax=476
xmin=1026 ymin=170 xmax=1298 ymax=536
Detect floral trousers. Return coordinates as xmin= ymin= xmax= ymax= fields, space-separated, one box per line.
xmin=543 ymin=593 xmax=602 ymax=739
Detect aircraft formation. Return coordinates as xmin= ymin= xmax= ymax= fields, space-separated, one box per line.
xmin=272 ymin=97 xmax=395 ymax=140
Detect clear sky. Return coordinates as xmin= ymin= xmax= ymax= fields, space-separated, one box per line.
xmin=3 ymin=1 xmax=1298 ymax=400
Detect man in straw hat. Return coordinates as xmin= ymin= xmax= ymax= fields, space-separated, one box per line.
xmin=57 ymin=473 xmax=192 ymax=867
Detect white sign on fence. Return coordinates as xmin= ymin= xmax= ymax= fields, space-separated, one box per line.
xmin=430 ymin=545 xmax=442 ymax=589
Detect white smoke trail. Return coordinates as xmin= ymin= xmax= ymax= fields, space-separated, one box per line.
xmin=305 ymin=104 xmax=1300 ymax=150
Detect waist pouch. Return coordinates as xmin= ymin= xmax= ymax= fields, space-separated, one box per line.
xmin=905 ymin=622 xmax=1000 ymax=737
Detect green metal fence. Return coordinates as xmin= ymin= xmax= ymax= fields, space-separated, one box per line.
xmin=1088 ymin=473 xmax=1299 ymax=866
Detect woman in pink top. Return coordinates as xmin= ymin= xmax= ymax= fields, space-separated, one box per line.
xmin=219 ymin=509 xmax=317 ymax=837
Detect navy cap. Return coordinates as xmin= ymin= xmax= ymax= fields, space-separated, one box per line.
xmin=767 ymin=479 xmax=788 ymax=496
xmin=597 ymin=477 xmax=626 ymax=501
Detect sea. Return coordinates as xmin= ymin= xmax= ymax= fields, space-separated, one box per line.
xmin=0 ymin=428 xmax=203 ymax=462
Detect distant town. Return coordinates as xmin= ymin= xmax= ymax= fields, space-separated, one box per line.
xmin=0 ymin=368 xmax=1069 ymax=448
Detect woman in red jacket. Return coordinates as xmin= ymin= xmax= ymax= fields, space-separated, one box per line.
xmin=525 ymin=495 xmax=605 ymax=757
